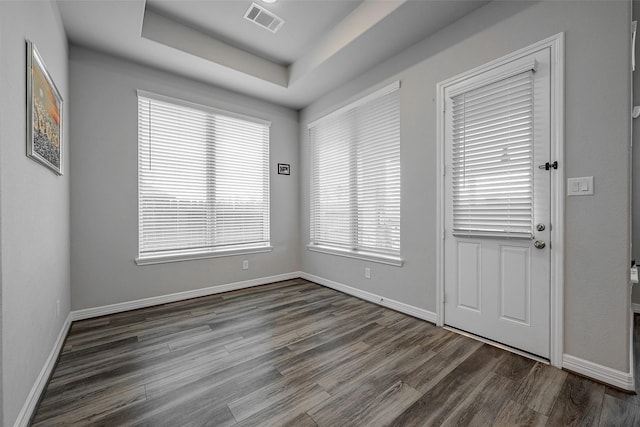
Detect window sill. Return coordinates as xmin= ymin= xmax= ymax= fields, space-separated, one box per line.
xmin=136 ymin=245 xmax=273 ymax=266
xmin=307 ymin=244 xmax=403 ymax=267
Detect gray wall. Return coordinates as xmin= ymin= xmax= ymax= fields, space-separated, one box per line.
xmin=0 ymin=1 xmax=70 ymax=425
xmin=1 ymin=2 xmax=632 ymax=423
xmin=69 ymin=47 xmax=300 ymax=310
xmin=300 ymin=0 xmax=632 ymax=372
xmin=632 ymin=1 xmax=640 ymax=305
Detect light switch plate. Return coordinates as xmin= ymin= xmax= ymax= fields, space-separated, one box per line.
xmin=567 ymin=176 xmax=594 ymax=196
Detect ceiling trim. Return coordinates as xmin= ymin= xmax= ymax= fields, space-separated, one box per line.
xmin=57 ymin=0 xmax=491 ymax=108
xmin=289 ymin=0 xmax=406 ymax=85
xmin=141 ymin=1 xmax=409 ymax=90
xmin=141 ymin=8 xmax=289 ymax=87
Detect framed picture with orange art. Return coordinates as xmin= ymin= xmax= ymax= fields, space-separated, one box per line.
xmin=26 ymin=40 xmax=63 ymax=175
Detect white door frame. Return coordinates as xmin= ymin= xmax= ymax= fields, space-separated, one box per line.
xmin=435 ymin=33 xmax=565 ymax=368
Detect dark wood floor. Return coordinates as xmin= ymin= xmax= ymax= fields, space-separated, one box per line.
xmin=32 ymin=278 xmax=640 ymax=426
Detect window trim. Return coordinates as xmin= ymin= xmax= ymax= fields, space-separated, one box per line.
xmin=307 ymin=81 xmax=400 ymax=129
xmin=136 ymin=90 xmax=271 ymax=265
xmin=136 ymin=90 xmax=272 ymax=127
xmin=135 ymin=245 xmax=273 ymax=266
xmin=307 ymin=244 xmax=403 ymax=267
xmin=307 ymin=81 xmax=402 ymax=265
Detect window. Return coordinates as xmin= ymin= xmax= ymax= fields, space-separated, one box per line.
xmin=137 ymin=91 xmax=270 ymax=264
xmin=450 ymin=60 xmax=536 ymax=239
xmin=308 ymin=82 xmax=401 ymax=265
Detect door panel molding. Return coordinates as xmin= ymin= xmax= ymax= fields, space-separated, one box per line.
xmin=436 ymin=32 xmax=564 ymax=367
xmin=499 ymin=245 xmax=531 ymax=326
xmin=456 ymin=241 xmax=482 ymax=312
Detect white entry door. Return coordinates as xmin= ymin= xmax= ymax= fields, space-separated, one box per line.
xmin=443 ymin=47 xmax=552 ymax=359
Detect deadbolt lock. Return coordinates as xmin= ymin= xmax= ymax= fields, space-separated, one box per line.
xmin=536 ymin=223 xmax=545 ymax=232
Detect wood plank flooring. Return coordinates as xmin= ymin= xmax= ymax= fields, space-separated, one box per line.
xmin=32 ymin=279 xmax=640 ymax=426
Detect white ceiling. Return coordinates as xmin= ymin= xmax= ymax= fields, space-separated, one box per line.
xmin=147 ymin=0 xmax=364 ymax=65
xmin=57 ymin=0 xmax=489 ymax=109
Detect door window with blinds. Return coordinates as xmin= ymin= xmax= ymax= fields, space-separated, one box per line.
xmin=137 ymin=91 xmax=270 ymax=264
xmin=449 ymin=61 xmax=537 ymax=239
xmin=308 ymin=82 xmax=401 ymax=265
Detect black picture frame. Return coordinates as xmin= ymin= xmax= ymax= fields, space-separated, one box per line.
xmin=278 ymin=163 xmax=290 ymax=175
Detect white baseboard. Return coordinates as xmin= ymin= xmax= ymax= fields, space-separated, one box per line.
xmin=21 ymin=272 xmax=636 ymax=427
xmin=13 ymin=313 xmax=72 ymax=427
xmin=71 ymin=272 xmax=302 ymax=321
xmin=632 ymin=303 xmax=640 ymax=314
xmin=71 ymin=270 xmax=437 ymax=324
xmin=299 ymin=272 xmax=437 ymax=324
xmin=300 ymin=273 xmax=635 ymax=391
xmin=562 ymin=354 xmax=635 ymax=391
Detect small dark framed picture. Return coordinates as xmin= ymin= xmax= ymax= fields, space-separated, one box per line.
xmin=278 ymin=163 xmax=290 ymax=175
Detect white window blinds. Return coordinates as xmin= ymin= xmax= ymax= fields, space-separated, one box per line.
xmin=309 ymin=82 xmax=400 ymax=258
xmin=137 ymin=93 xmax=270 ymax=260
xmin=451 ymin=70 xmax=534 ymax=239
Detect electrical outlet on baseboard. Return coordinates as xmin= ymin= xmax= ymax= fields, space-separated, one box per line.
xmin=364 ymin=267 xmax=371 ymax=279
xmin=242 ymin=260 xmax=249 ymax=270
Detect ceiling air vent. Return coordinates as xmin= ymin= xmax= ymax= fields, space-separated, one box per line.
xmin=244 ymin=2 xmax=284 ymax=33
